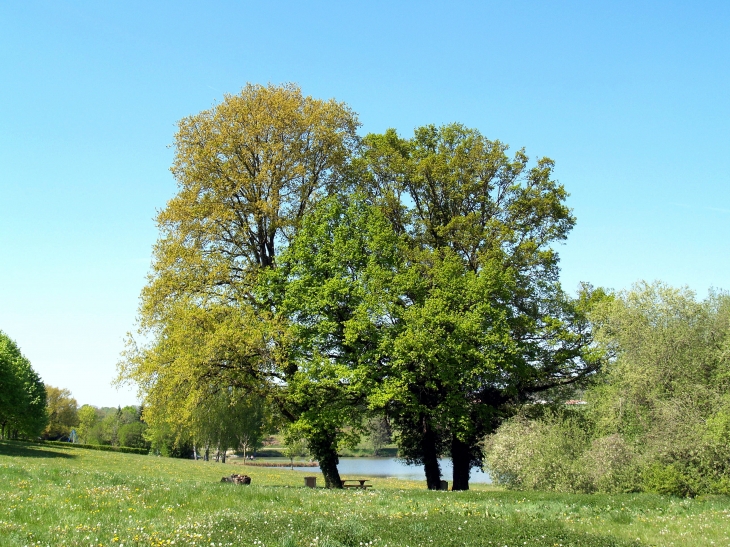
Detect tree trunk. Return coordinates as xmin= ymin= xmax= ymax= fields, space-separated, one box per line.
xmin=421 ymin=418 xmax=442 ymax=490
xmin=318 ymin=446 xmax=342 ymax=489
xmin=308 ymin=430 xmax=343 ymax=488
xmin=450 ymin=435 xmax=471 ymax=491
xmin=204 ymin=444 xmax=209 ymax=461
xmin=221 ymin=449 xmax=227 ymax=463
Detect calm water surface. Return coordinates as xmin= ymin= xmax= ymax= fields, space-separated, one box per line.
xmin=291 ymin=457 xmax=491 ymax=484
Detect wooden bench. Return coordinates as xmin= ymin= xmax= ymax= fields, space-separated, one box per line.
xmin=342 ymin=479 xmax=372 ymax=489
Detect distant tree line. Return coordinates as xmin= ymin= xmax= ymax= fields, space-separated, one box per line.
xmin=42 ymin=385 xmax=150 ymax=449
xmin=118 ymin=83 xmax=601 ymax=490
xmin=75 ymin=404 xmax=149 ymax=449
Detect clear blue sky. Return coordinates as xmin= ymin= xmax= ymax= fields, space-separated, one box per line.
xmin=1 ymin=1 xmax=728 ymax=408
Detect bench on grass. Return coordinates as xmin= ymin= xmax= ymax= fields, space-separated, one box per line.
xmin=342 ymin=479 xmax=372 ymax=489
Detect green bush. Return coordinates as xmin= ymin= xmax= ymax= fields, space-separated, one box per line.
xmin=642 ymin=462 xmax=695 ymax=497
xmin=581 ymin=434 xmax=642 ymax=493
xmin=118 ymin=421 xmax=150 ymax=449
xmin=484 ymin=412 xmax=730 ymax=497
xmin=485 ymin=284 xmax=730 ymax=497
xmin=482 ymin=412 xmax=594 ymax=493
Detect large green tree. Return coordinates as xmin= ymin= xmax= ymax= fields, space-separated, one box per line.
xmin=118 ymin=83 xmax=360 ymax=484
xmin=0 ymin=331 xmax=47 ymax=440
xmin=355 ymin=125 xmax=599 ymax=489
xmin=259 ymin=195 xmax=403 ymax=486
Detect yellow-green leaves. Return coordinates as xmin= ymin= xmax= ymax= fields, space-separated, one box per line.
xmin=119 ymin=84 xmax=360 ymax=458
xmin=165 ymin=82 xmax=359 ymax=272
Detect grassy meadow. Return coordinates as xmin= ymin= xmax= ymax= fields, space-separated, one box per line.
xmin=1 ymin=441 xmax=729 ymax=547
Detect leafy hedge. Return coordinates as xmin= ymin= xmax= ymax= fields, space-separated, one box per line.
xmin=41 ymin=440 xmax=149 ymax=455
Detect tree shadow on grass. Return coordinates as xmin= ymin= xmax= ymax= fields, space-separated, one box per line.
xmin=0 ymin=440 xmax=77 ymax=459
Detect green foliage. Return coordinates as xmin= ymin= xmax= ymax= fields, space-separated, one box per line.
xmin=262 ymin=194 xmax=404 ymax=484
xmin=589 ymin=283 xmax=730 ymax=496
xmin=582 ymin=434 xmax=642 ymax=494
xmin=74 ymin=404 xmax=149 ymax=449
xmin=266 ymin=133 xmax=599 ymax=488
xmin=484 ymin=282 xmax=730 ymax=497
xmin=118 ymin=421 xmax=148 ymax=449
xmin=641 ymin=462 xmax=696 ymax=497
xmin=147 ymin=426 xmax=194 ymax=458
xmin=42 ymin=385 xmax=78 ymax=440
xmin=187 ymin=388 xmax=270 ymax=461
xmin=101 ymin=409 xmax=122 ymax=446
xmin=352 ymin=124 xmax=599 ymax=488
xmin=76 ymin=404 xmax=99 ymax=444
xmin=118 ymin=83 xmax=361 ymax=482
xmin=483 ymin=411 xmax=592 ymax=493
xmin=0 ymin=331 xmax=47 ymax=439
xmin=118 ymin=89 xmax=612 ymax=491
xmin=367 ymin=417 xmax=392 ymax=456
xmin=281 ymin=428 xmax=309 ymax=468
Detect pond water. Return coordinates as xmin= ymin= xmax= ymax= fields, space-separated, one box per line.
xmin=291 ymin=457 xmax=491 ymax=484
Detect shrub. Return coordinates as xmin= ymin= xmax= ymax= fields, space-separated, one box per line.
xmin=118 ymin=422 xmax=150 ymax=449
xmin=641 ymin=462 xmax=695 ymax=497
xmin=581 ymin=434 xmax=641 ymax=493
xmin=482 ymin=412 xmax=593 ymax=493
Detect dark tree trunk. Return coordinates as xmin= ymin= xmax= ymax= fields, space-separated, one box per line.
xmin=308 ymin=429 xmax=343 ymax=488
xmin=451 ymin=435 xmax=471 ymax=491
xmin=204 ymin=444 xmax=210 ymax=461
xmin=421 ymin=418 xmax=442 ymax=490
xmin=318 ymin=447 xmax=342 ymax=489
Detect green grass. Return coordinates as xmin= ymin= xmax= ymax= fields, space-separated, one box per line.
xmin=1 ymin=441 xmax=729 ymax=547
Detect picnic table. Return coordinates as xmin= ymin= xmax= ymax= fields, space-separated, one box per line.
xmin=342 ymin=479 xmax=372 ymax=489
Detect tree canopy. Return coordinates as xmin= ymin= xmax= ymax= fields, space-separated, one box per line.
xmin=43 ymin=385 xmax=78 ymax=440
xmin=352 ymin=125 xmax=600 ymax=489
xmin=118 ymin=83 xmax=361 ymax=484
xmin=0 ymin=331 xmax=47 ymax=440
xmin=119 ymin=86 xmax=598 ymax=490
